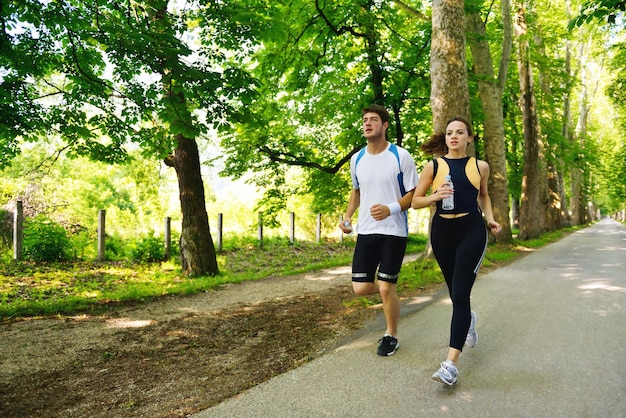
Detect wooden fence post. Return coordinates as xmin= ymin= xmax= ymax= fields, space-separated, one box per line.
xmin=13 ymin=200 xmax=23 ymax=261
xmin=164 ymin=216 xmax=171 ymax=260
xmin=289 ymin=212 xmax=295 ymax=243
xmin=217 ymin=213 xmax=223 ymax=252
xmin=339 ymin=214 xmax=344 ymax=243
xmin=257 ymin=211 xmax=263 ymax=247
xmin=316 ymin=213 xmax=321 ymax=244
xmin=97 ymin=209 xmax=106 ymax=261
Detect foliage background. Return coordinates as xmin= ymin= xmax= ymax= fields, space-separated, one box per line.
xmin=0 ymin=0 xmax=625 ymax=264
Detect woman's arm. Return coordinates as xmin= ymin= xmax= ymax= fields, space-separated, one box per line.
xmin=411 ymin=161 xmax=443 ymax=209
xmin=477 ymin=160 xmax=502 ymax=234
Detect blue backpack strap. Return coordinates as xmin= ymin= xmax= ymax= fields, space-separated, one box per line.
xmin=388 ymin=144 xmax=406 ymax=196
xmin=389 ymin=144 xmax=409 ymax=230
xmin=354 ymin=147 xmax=367 ymax=188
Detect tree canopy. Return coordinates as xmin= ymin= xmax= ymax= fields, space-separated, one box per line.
xmin=569 ymin=0 xmax=626 ymax=27
xmin=1 ymin=0 xmax=625 ymax=265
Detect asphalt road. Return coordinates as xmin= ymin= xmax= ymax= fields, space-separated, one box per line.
xmin=193 ymin=218 xmax=626 ymax=418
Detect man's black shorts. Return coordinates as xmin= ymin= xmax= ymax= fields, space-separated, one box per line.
xmin=351 ymin=234 xmax=407 ymax=284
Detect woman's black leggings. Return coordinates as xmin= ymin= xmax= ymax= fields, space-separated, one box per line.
xmin=431 ymin=210 xmax=487 ymax=351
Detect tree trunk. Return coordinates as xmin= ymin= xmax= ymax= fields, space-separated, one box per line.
xmin=430 ymin=0 xmax=471 ymax=132
xmin=561 ymin=0 xmax=575 ymax=227
xmin=573 ymin=88 xmax=590 ymax=224
xmin=511 ymin=198 xmax=520 ymax=229
xmin=165 ymin=134 xmax=219 ymax=276
xmin=571 ymin=34 xmax=601 ymax=225
xmin=515 ymin=5 xmax=548 ymax=240
xmin=570 ymin=168 xmax=584 ymax=225
xmin=571 ymin=77 xmax=590 ymax=224
xmin=569 ymin=63 xmax=585 ymax=225
xmin=392 ymin=104 xmax=405 ymax=147
xmin=150 ymin=5 xmax=218 ymax=276
xmin=364 ymin=20 xmax=385 ymax=105
xmin=545 ymin=159 xmax=570 ymax=229
xmin=535 ymin=33 xmax=570 ymax=231
xmin=466 ymin=7 xmax=513 ymax=244
xmin=425 ymin=0 xmax=471 ymax=257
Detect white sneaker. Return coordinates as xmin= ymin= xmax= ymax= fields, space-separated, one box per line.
xmin=432 ymin=360 xmax=458 ymax=385
xmin=465 ymin=311 xmax=478 ymax=348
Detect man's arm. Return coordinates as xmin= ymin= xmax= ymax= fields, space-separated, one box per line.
xmin=340 ymin=188 xmax=360 ymax=232
xmin=370 ymin=188 xmax=415 ymax=220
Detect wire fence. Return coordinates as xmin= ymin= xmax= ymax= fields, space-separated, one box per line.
xmin=11 ymin=201 xmax=430 ymax=261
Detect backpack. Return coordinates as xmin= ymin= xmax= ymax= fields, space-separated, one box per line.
xmin=354 ymin=143 xmax=407 ymax=195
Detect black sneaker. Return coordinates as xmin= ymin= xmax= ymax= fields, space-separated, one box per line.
xmin=377 ymin=335 xmax=399 ymax=356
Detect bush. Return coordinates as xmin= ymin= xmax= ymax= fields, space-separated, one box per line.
xmin=100 ymin=234 xmax=172 ymax=262
xmin=23 ymin=215 xmax=71 ymax=261
xmin=128 ymin=235 xmax=164 ymax=262
xmin=69 ymin=230 xmax=97 ymax=260
xmin=0 ymin=209 xmax=12 ymax=248
xmin=104 ymin=236 xmax=127 ymax=260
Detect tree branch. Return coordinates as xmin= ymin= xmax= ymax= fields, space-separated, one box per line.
xmin=258 ymin=145 xmax=363 ymax=174
xmin=315 ymin=0 xmax=365 ymax=37
xmin=394 ymin=0 xmax=429 ymax=21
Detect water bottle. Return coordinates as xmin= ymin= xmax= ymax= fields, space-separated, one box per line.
xmin=343 ymin=220 xmax=353 ymax=235
xmin=442 ymin=175 xmax=454 ymax=210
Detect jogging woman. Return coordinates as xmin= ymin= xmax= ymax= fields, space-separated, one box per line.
xmin=411 ymin=117 xmax=501 ymax=385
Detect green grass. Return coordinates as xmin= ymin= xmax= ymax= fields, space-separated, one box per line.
xmin=0 ymin=226 xmax=582 ymax=319
xmin=398 ymin=257 xmax=445 ymax=291
xmin=0 ymin=238 xmax=362 ymax=318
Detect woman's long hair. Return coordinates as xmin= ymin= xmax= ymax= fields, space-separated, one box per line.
xmin=420 ymin=116 xmax=473 ymax=155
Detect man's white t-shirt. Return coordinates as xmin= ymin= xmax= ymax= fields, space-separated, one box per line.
xmin=350 ymin=143 xmax=418 ymax=237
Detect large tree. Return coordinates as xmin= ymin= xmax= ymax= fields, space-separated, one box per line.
xmin=515 ymin=4 xmax=549 ymax=239
xmin=0 ymin=0 xmax=268 ymax=275
xmin=466 ymin=0 xmax=514 ymax=243
xmin=430 ymin=0 xmax=472 ymax=131
xmin=533 ymin=17 xmax=572 ymax=230
xmin=569 ymin=0 xmax=625 ymax=219
xmin=220 ymin=0 xmax=432 ymax=221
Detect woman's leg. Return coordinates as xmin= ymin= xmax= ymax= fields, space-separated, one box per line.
xmin=448 ymin=213 xmax=487 ymax=351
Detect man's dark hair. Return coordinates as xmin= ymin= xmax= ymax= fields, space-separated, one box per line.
xmin=362 ymin=104 xmax=390 ymax=125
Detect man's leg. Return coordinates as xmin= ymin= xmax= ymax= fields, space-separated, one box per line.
xmin=377 ymin=235 xmax=406 ymax=338
xmin=379 ymin=280 xmax=399 ymax=336
xmin=351 ymin=235 xmax=378 ymax=296
xmin=352 ymin=281 xmax=378 ymax=296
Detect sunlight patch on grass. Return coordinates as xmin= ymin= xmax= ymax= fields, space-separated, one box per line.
xmin=0 ymin=227 xmax=578 ymax=319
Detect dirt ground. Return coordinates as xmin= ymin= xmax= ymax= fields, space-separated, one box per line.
xmin=0 ymin=264 xmax=425 ymax=417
